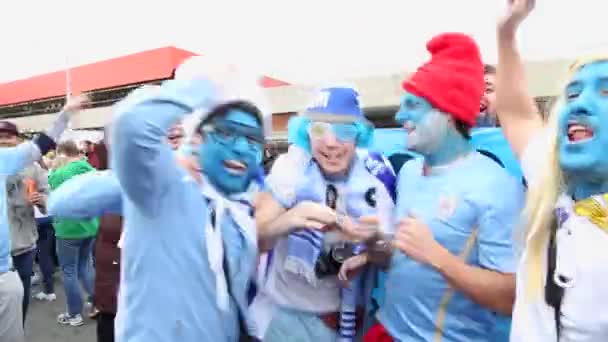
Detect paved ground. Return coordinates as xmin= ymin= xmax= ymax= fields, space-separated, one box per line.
xmin=25 ymin=278 xmax=96 ymax=342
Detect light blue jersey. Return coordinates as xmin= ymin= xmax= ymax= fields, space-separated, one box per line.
xmin=111 ymin=79 xmax=258 ymax=342
xmin=378 ymin=153 xmax=524 ymax=342
xmin=0 ymin=143 xmax=42 ymax=273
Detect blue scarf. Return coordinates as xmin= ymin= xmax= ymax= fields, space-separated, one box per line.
xmin=282 ymin=151 xmax=396 ymax=341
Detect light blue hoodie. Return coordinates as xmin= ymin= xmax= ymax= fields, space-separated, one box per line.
xmin=110 ymin=79 xmax=258 ymax=342
xmin=48 ymin=171 xmax=122 ymax=219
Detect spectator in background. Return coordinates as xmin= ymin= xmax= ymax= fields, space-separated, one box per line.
xmin=0 ymin=121 xmax=50 ymax=325
xmin=262 ymin=142 xmax=279 ymax=174
xmin=84 ymin=140 xmax=102 ymax=169
xmin=476 ymin=64 xmax=500 ymax=128
xmin=48 ymin=139 xmax=122 ymax=342
xmin=0 ymin=96 xmax=80 ymax=342
xmin=32 ymin=181 xmax=57 ymax=304
xmin=49 ymin=140 xmax=99 ymax=327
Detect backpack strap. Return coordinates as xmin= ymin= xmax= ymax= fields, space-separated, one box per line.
xmin=544 ymin=222 xmax=564 ymax=341
xmin=477 ymin=149 xmax=527 ymax=188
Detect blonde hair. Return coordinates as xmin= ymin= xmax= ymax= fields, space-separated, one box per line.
xmin=523 ymin=54 xmax=608 ymax=299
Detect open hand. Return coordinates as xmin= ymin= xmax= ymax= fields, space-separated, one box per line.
xmin=498 ymin=0 xmax=535 ymax=33
xmin=63 ymin=93 xmax=91 ymax=114
xmin=392 ymin=213 xmax=446 ymax=268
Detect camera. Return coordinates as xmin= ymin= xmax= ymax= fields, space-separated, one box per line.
xmin=314 ymin=241 xmax=356 ymax=278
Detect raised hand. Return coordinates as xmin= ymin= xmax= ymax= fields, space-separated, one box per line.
xmin=63 ymin=93 xmax=91 ymax=114
xmin=499 ymin=0 xmax=536 ymax=33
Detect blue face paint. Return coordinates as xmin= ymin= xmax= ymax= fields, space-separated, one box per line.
xmin=558 ymin=61 xmax=608 ymax=199
xmin=395 ymin=92 xmax=471 ymax=166
xmin=199 ymin=109 xmax=263 ymax=195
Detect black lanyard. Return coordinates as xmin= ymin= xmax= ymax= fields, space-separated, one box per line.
xmin=545 ymin=221 xmax=564 ymax=341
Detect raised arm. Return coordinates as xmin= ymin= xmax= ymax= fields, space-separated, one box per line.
xmin=48 ymin=171 xmax=122 ymax=218
xmin=110 ymin=79 xmax=215 ymax=213
xmin=496 ymin=0 xmax=544 ymax=159
xmin=0 ymin=97 xmax=80 ymax=175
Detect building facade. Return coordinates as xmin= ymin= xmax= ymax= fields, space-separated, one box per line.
xmin=0 ymin=49 xmax=569 ymax=139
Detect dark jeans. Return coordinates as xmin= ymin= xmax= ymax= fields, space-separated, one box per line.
xmin=12 ymin=249 xmax=36 ymax=325
xmin=36 ymin=219 xmax=56 ymax=294
xmin=56 ymin=237 xmax=96 ymax=316
xmin=97 ymin=312 xmax=115 ymax=342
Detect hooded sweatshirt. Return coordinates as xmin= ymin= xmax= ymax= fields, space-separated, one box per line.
xmin=48 ymin=159 xmax=99 ymax=239
xmin=7 ymin=162 xmax=48 ymax=256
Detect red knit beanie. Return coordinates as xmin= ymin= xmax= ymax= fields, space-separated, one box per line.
xmin=402 ymin=33 xmax=484 ymax=127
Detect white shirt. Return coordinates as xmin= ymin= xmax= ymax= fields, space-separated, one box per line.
xmin=510 ymin=129 xmax=608 ymax=342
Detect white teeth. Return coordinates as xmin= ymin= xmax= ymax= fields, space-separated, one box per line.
xmin=568 ymin=124 xmax=587 ymax=135
xmin=224 ymin=160 xmax=246 ymax=170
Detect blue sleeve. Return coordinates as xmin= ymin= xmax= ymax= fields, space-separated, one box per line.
xmin=477 ymin=174 xmax=525 ymax=273
xmin=111 ymin=79 xmax=215 ymax=213
xmin=0 ymin=142 xmax=40 ymax=176
xmin=48 ymin=172 xmax=123 ymax=218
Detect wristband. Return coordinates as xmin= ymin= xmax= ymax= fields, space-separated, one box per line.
xmin=33 ymin=133 xmax=56 ymax=156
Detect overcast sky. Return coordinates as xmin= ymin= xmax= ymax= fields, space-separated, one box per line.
xmin=1 ymin=0 xmax=607 ymax=85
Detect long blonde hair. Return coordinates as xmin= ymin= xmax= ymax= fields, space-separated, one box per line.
xmin=523 ymin=55 xmax=608 ymax=299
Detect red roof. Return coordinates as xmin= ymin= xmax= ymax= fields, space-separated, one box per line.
xmin=0 ymin=47 xmax=289 ymax=106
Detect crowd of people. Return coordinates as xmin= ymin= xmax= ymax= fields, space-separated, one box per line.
xmin=1 ymin=1 xmax=607 ymax=341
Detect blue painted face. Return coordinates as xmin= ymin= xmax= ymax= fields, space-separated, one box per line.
xmin=558 ymin=61 xmax=608 ymax=183
xmin=199 ymin=109 xmax=264 ymax=195
xmin=394 ymin=92 xmax=471 ymax=166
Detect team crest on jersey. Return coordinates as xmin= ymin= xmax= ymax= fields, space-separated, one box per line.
xmin=365 ymin=188 xmax=376 ymax=207
xmin=437 ymin=194 xmax=458 ymax=220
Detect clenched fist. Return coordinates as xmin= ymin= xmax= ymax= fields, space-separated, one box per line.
xmin=392 ymin=213 xmax=448 ymax=269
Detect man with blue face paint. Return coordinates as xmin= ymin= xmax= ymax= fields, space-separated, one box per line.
xmin=365 ymin=33 xmax=525 ymax=342
xmin=48 ymin=115 xmax=214 ymax=342
xmin=253 ymin=86 xmax=396 ymax=342
xmin=0 ymin=98 xmax=81 ymax=342
xmin=109 ymin=57 xmax=269 ymax=342
xmin=497 ymin=1 xmax=608 ymax=340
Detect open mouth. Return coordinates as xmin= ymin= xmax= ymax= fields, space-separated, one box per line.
xmin=319 ymin=150 xmax=346 ymax=163
xmin=567 ymin=121 xmax=594 ymax=143
xmin=223 ymin=160 xmax=247 ymax=174
xmin=479 ymin=102 xmax=488 ymax=113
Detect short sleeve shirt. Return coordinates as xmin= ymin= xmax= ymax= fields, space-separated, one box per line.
xmin=378 ymin=152 xmax=525 ymax=342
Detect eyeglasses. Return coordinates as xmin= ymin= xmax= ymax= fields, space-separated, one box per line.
xmin=202 ymin=122 xmax=264 ymax=153
xmin=308 ymin=122 xmax=359 ymax=143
